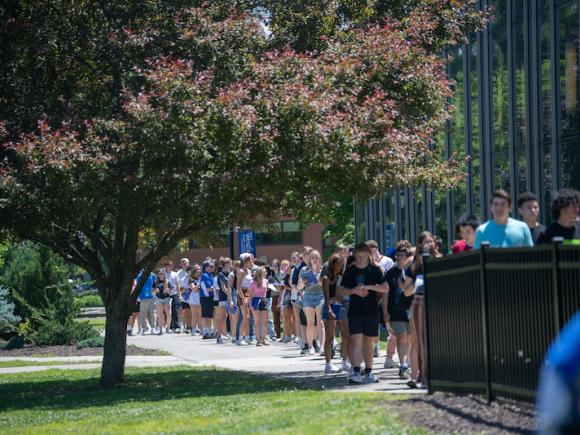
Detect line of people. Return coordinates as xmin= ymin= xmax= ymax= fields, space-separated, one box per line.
xmin=127 ymin=187 xmax=580 ymax=388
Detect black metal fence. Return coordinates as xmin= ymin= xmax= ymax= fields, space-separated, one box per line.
xmin=424 ymin=241 xmax=580 ymax=403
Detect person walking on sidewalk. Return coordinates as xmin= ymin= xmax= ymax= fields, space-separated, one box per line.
xmin=474 ymin=189 xmax=533 ymax=248
xmin=340 ymin=242 xmax=388 ymax=384
xmin=153 ymin=268 xmax=172 ymax=335
xmin=401 ymin=231 xmax=442 ymax=389
xmin=163 ymin=261 xmax=180 ymax=332
xmin=322 ymin=253 xmax=344 ymax=373
xmin=200 ymin=260 xmax=216 ymax=339
xmin=381 ymin=240 xmax=414 ymax=378
xmin=537 ymin=189 xmax=580 ymax=244
xmin=517 ymin=192 xmax=545 ymax=245
xmin=249 ymin=266 xmax=270 ymax=346
xmin=188 ymin=265 xmax=202 ymax=335
xmin=135 ymin=269 xmax=157 ymax=335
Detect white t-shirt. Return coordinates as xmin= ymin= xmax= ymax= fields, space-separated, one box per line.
xmin=167 ymin=270 xmax=179 ymax=295
xmin=377 ymin=255 xmax=394 ymax=274
xmin=188 ymin=279 xmax=201 ymax=305
xmin=177 ymin=269 xmax=190 ymax=292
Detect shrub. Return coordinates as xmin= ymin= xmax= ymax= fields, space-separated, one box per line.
xmin=3 ymin=336 xmax=25 ymax=350
xmin=77 ymin=336 xmax=105 ymax=349
xmin=18 ymin=318 xmax=100 ymax=346
xmin=0 ymin=285 xmax=21 ymax=328
xmin=0 ymin=242 xmax=101 ymax=345
xmin=73 ymin=294 xmax=103 ymax=310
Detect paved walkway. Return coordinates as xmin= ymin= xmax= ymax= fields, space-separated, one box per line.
xmin=1 ymin=334 xmax=424 ymax=394
xmin=127 ymin=333 xmax=424 ymax=394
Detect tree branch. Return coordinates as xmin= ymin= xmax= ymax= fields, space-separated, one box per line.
xmin=135 ymin=222 xmax=198 ymax=274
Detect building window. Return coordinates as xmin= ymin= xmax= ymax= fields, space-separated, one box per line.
xmin=255 ymin=221 xmax=303 ymax=245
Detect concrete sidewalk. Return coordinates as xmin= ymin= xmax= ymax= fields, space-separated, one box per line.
xmin=0 ymin=334 xmax=424 ymax=394
xmin=126 ymin=333 xmax=424 ymax=394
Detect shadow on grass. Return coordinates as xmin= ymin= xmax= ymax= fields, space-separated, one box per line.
xmin=0 ymin=366 xmax=308 ymax=413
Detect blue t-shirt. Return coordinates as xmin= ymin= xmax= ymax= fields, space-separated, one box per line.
xmin=474 ymin=218 xmax=533 ymax=248
xmin=136 ymin=272 xmax=156 ymax=300
xmin=200 ymin=271 xmax=214 ymax=298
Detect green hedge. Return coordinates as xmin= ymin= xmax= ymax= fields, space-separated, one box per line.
xmin=73 ymin=294 xmax=103 ymax=309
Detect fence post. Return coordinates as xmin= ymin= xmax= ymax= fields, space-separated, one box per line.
xmin=422 ymin=252 xmax=433 ymax=395
xmin=551 ymin=237 xmax=564 ymax=334
xmin=479 ymin=242 xmax=493 ymax=403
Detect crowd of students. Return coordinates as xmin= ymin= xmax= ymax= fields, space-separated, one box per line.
xmin=128 ymin=187 xmax=580 ymax=388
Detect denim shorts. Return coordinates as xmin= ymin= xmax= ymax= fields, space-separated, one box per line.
xmin=322 ymin=303 xmax=341 ymax=321
xmin=251 ymin=296 xmax=269 ymax=311
xmin=155 ymin=297 xmax=171 ymax=306
xmin=339 ymin=300 xmax=350 ymax=321
xmin=302 ymin=292 xmax=324 ymax=308
xmin=390 ymin=321 xmax=411 ymax=336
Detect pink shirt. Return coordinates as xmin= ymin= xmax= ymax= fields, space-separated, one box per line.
xmin=249 ymin=279 xmax=268 ymax=298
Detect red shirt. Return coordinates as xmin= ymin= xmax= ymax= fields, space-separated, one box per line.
xmin=451 ymin=239 xmax=473 ymax=254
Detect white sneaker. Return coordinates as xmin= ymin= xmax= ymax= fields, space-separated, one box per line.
xmin=325 ymin=364 xmax=342 ymax=374
xmin=364 ymin=372 xmax=380 ymax=383
xmin=341 ymin=360 xmax=352 ymax=371
xmin=349 ymin=371 xmax=364 ymax=384
xmin=320 ymin=350 xmax=325 ymax=357
xmin=383 ymin=358 xmax=398 ymax=369
xmin=308 ymin=347 xmax=315 ymax=355
xmin=249 ymin=338 xmax=257 ymax=345
xmin=281 ymin=336 xmax=290 ymax=343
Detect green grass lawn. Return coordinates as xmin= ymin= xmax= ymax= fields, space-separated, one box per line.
xmin=0 ymin=366 xmax=425 ymax=434
xmin=76 ymin=317 xmax=106 ymax=330
xmin=0 ymin=360 xmax=99 ymax=368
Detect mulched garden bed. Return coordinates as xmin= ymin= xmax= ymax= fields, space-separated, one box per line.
xmin=385 ymin=393 xmax=536 ymax=434
xmin=0 ymin=344 xmax=167 ymax=357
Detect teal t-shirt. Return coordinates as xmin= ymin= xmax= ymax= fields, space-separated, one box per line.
xmin=474 ymin=218 xmax=534 ymax=248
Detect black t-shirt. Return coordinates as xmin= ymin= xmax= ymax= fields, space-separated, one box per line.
xmin=383 ymin=266 xmax=413 ymax=322
xmin=537 ymin=223 xmax=580 ymax=245
xmin=406 ymin=264 xmax=424 ymax=295
xmin=340 ymin=263 xmax=384 ymax=315
xmin=291 ymin=262 xmax=306 ymax=286
xmin=320 ymin=265 xmax=338 ymax=299
xmin=217 ymin=271 xmax=228 ymax=301
xmin=530 ymin=224 xmax=547 ymax=245
xmin=155 ymin=280 xmax=171 ymax=299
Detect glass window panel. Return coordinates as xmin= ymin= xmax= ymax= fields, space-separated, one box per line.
xmin=449 ymin=46 xmax=469 ymax=221
xmin=374 ymin=197 xmax=382 ymax=243
xmin=383 ymin=193 xmax=396 ymax=251
xmin=541 ymin=0 xmax=553 ymax=220
xmin=471 ymin=40 xmax=482 ymax=219
xmin=282 ymin=221 xmax=300 ymax=232
xmin=515 ymin=0 xmax=528 ymax=194
xmin=492 ymin=0 xmax=511 ymax=192
xmin=559 ymin=0 xmax=580 ymax=191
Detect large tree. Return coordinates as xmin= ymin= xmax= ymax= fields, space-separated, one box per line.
xmin=0 ymin=1 xmax=487 ymax=385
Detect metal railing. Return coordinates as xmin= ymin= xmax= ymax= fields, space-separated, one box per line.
xmin=423 ymin=240 xmax=580 ymax=403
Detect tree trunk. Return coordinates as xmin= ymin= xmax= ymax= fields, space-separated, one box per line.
xmin=100 ymin=293 xmax=130 ymax=387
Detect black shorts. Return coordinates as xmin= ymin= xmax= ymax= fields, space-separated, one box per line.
xmin=133 ymin=302 xmax=140 ymax=313
xmin=348 ymin=311 xmax=379 ymax=337
xmin=180 ymin=302 xmax=190 ymax=310
xmin=299 ymin=308 xmax=317 ymax=326
xmin=200 ymin=297 xmax=214 ymax=318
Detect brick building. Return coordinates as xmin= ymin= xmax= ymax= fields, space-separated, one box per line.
xmin=164 ymin=219 xmax=324 ymax=265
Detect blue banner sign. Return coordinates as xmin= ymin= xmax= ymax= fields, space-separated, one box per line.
xmin=385 ymin=223 xmax=394 ymax=250
xmin=238 ymin=228 xmax=256 ymax=257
